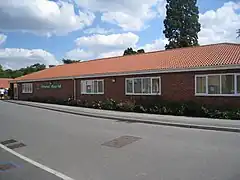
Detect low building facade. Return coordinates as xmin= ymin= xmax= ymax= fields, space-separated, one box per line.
xmin=14 ymin=68 xmax=240 ymax=107
xmin=10 ymin=43 xmax=240 ymax=108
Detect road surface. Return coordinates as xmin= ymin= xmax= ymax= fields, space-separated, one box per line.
xmin=0 ymin=101 xmax=240 ymax=180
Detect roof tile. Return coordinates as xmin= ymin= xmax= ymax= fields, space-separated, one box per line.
xmin=0 ymin=78 xmax=12 ymax=88
xmin=14 ymin=43 xmax=240 ymax=81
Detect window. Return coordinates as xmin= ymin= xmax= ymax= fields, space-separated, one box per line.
xmin=208 ymin=75 xmax=220 ymax=94
xmin=81 ymin=79 xmax=104 ymax=94
xmin=126 ymin=79 xmax=133 ymax=93
xmin=196 ymin=76 xmax=206 ymax=94
xmin=195 ymin=73 xmax=240 ymax=96
xmin=152 ymin=78 xmax=160 ymax=93
xmin=134 ymin=78 xmax=142 ymax=93
xmin=222 ymin=75 xmax=234 ymax=94
xmin=97 ymin=80 xmax=103 ymax=93
xmin=237 ymin=75 xmax=240 ymax=94
xmin=22 ymin=83 xmax=33 ymax=94
xmin=125 ymin=77 xmax=161 ymax=95
xmin=142 ymin=78 xmax=151 ymax=94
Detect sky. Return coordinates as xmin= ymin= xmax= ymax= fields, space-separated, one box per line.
xmin=0 ymin=0 xmax=239 ymax=69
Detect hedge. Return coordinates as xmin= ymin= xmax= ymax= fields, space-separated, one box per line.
xmin=26 ymin=96 xmax=240 ymax=120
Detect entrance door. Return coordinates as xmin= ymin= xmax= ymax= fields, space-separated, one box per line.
xmin=14 ymin=84 xmax=18 ymax=100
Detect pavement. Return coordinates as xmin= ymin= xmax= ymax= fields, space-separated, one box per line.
xmin=0 ymin=100 xmax=240 ymax=180
xmin=5 ymin=100 xmax=240 ymax=133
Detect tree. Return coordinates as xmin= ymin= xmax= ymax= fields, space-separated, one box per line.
xmin=49 ymin=65 xmax=56 ymax=68
xmin=18 ymin=63 xmax=46 ymax=75
xmin=0 ymin=65 xmax=3 ymax=72
xmin=123 ymin=48 xmax=137 ymax=56
xmin=123 ymin=48 xmax=145 ymax=56
xmin=0 ymin=63 xmax=46 ymax=78
xmin=137 ymin=49 xmax=145 ymax=54
xmin=62 ymin=59 xmax=80 ymax=64
xmin=163 ymin=0 xmax=201 ymax=50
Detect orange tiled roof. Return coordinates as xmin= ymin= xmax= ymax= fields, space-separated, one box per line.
xmin=0 ymin=78 xmax=12 ymax=88
xmin=14 ymin=43 xmax=240 ymax=81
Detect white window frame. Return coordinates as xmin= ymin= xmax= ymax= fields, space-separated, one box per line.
xmin=22 ymin=83 xmax=33 ymax=94
xmin=195 ymin=73 xmax=240 ymax=96
xmin=81 ymin=79 xmax=104 ymax=95
xmin=125 ymin=76 xmax=161 ymax=95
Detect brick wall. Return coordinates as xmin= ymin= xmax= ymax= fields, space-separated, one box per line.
xmin=18 ymin=68 xmax=240 ymax=107
xmin=161 ymin=69 xmax=240 ymax=107
xmin=18 ymin=79 xmax=74 ymax=100
xmin=75 ymin=69 xmax=240 ymax=107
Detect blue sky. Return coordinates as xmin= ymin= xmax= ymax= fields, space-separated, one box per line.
xmin=0 ymin=0 xmax=239 ymax=69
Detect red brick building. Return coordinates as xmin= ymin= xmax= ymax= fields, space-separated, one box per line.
xmin=10 ymin=43 xmax=240 ymax=107
xmin=0 ymin=78 xmax=12 ymax=89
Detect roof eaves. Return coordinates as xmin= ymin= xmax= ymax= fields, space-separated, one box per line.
xmin=10 ymin=64 xmax=240 ymax=83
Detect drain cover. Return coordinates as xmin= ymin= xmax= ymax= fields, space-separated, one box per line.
xmin=0 ymin=139 xmax=17 ymax=145
xmin=102 ymin=136 xmax=142 ymax=148
xmin=7 ymin=143 xmax=26 ymax=150
xmin=0 ymin=162 xmax=17 ymax=172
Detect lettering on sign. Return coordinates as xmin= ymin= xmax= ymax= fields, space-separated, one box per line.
xmin=40 ymin=83 xmax=62 ymax=89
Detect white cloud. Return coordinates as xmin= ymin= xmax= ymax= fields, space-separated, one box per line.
xmin=65 ymin=49 xmax=94 ymax=60
xmin=0 ymin=34 xmax=7 ymax=45
xmin=75 ymin=32 xmax=139 ymax=50
xmin=66 ymin=32 xmax=139 ymax=60
xmin=0 ymin=0 xmax=95 ymax=36
xmin=66 ymin=32 xmax=169 ymax=60
xmin=140 ymin=38 xmax=168 ymax=52
xmin=199 ymin=1 xmax=240 ymax=45
xmin=97 ymin=50 xmax=123 ymax=59
xmin=156 ymin=0 xmax=166 ymax=17
xmin=101 ymin=12 xmax=151 ymax=31
xmin=0 ymin=48 xmax=59 ymax=69
xmin=83 ymin=26 xmax=115 ymax=34
xmin=74 ymin=0 xmax=163 ymax=31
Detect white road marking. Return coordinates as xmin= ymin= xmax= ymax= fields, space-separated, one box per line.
xmin=0 ymin=143 xmax=75 ymax=180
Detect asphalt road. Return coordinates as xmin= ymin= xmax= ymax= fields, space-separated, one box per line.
xmin=0 ymin=148 xmax=62 ymax=180
xmin=0 ymin=101 xmax=240 ymax=180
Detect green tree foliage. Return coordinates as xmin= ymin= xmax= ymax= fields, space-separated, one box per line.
xmin=49 ymin=65 xmax=56 ymax=68
xmin=163 ymin=0 xmax=201 ymax=49
xmin=0 ymin=63 xmax=46 ymax=78
xmin=137 ymin=49 xmax=145 ymax=54
xmin=62 ymin=59 xmax=81 ymax=64
xmin=123 ymin=48 xmax=145 ymax=56
xmin=0 ymin=65 xmax=3 ymax=72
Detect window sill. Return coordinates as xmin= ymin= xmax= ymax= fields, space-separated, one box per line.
xmin=81 ymin=93 xmax=104 ymax=95
xmin=126 ymin=93 xmax=161 ymax=96
xmin=22 ymin=92 xmax=33 ymax=94
xmin=195 ymin=93 xmax=240 ymax=97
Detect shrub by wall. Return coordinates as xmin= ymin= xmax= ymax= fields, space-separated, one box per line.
xmin=26 ymin=96 xmax=240 ymax=120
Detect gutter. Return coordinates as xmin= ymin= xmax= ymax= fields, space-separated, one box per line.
xmin=9 ymin=65 xmax=240 ymax=83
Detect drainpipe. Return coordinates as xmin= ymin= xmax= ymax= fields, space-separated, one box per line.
xmin=73 ymin=78 xmax=76 ymax=100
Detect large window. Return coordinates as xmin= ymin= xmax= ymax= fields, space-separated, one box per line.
xmin=81 ymin=79 xmax=104 ymax=94
xmin=125 ymin=77 xmax=161 ymax=95
xmin=22 ymin=83 xmax=33 ymax=94
xmin=195 ymin=73 xmax=240 ymax=96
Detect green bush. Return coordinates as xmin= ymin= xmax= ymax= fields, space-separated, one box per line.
xmin=25 ymin=96 xmax=240 ymax=120
xmin=101 ymin=99 xmax=117 ymax=110
xmin=92 ymin=100 xmax=103 ymax=109
xmin=116 ymin=100 xmax=136 ymax=112
xmin=134 ymin=104 xmax=148 ymax=113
